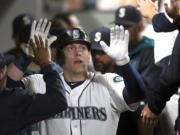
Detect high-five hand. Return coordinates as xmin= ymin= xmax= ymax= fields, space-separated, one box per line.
xmin=30 ymin=18 xmax=57 ymax=47
xmin=100 ymin=25 xmax=130 ymax=66
xmin=29 ymin=19 xmax=53 ymax=67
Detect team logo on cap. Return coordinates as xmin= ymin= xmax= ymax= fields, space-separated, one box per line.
xmin=23 ymin=16 xmax=31 ymax=25
xmin=94 ymin=32 xmax=102 ymax=42
xmin=113 ymin=76 xmax=123 ymax=82
xmin=73 ymin=29 xmax=80 ymax=39
xmin=118 ymin=8 xmax=126 ymax=18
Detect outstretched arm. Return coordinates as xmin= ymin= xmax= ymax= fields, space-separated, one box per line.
xmin=20 ymin=19 xmax=67 ymax=125
xmin=99 ymin=25 xmax=145 ymax=105
xmin=152 ymin=0 xmax=180 ymax=32
xmin=6 ymin=18 xmax=57 ymax=88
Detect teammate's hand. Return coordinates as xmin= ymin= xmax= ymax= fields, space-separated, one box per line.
xmin=30 ymin=18 xmax=57 ymax=47
xmin=30 ymin=35 xmax=51 ymax=67
xmin=137 ymin=0 xmax=158 ymax=19
xmin=99 ymin=25 xmax=130 ymax=66
xmin=140 ymin=104 xmax=159 ymax=126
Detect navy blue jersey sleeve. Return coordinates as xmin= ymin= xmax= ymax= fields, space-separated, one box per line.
xmin=6 ymin=76 xmax=25 ymax=89
xmin=13 ymin=52 xmax=32 ymax=72
xmin=152 ymin=13 xmax=177 ymax=32
xmin=116 ymin=63 xmax=145 ymax=104
xmin=20 ymin=63 xmax=67 ymax=125
xmin=147 ymin=82 xmax=179 ymax=114
xmin=147 ymin=33 xmax=180 ymax=114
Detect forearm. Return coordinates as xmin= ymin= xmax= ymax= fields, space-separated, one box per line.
xmin=7 ymin=54 xmax=32 ymax=81
xmin=22 ymin=63 xmax=67 ymax=124
xmin=6 ymin=76 xmax=25 ymax=89
xmin=147 ymin=82 xmax=179 ymax=115
xmin=152 ymin=13 xmax=177 ymax=32
xmin=116 ymin=63 xmax=145 ymax=104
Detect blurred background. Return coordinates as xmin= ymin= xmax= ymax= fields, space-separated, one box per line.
xmin=0 ymin=0 xmax=124 ymax=52
xmin=0 ymin=1 xmax=177 ymax=135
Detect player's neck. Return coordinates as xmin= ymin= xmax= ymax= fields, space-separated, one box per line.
xmin=63 ymin=70 xmax=87 ymax=82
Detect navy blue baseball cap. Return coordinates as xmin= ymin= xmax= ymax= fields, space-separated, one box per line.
xmin=56 ymin=28 xmax=91 ymax=50
xmin=89 ymin=26 xmax=110 ymax=51
xmin=114 ymin=5 xmax=142 ymax=27
xmin=0 ymin=53 xmax=15 ymax=69
xmin=12 ymin=13 xmax=35 ymax=43
xmin=49 ymin=28 xmax=65 ymax=48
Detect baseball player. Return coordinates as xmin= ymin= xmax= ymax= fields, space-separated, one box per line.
xmin=141 ymin=1 xmax=180 ymax=134
xmin=0 ymin=18 xmax=67 ymax=135
xmin=19 ymin=24 xmax=145 ymax=135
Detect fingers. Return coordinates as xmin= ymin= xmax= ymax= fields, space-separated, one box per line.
xmin=39 ymin=35 xmax=45 ymax=48
xmin=38 ymin=18 xmax=51 ymax=37
xmin=112 ymin=25 xmax=126 ymax=41
xmin=141 ymin=115 xmax=158 ymax=126
xmin=45 ymin=39 xmax=48 ymax=49
xmin=119 ymin=25 xmax=125 ymax=40
xmin=124 ymin=30 xmax=129 ymax=44
xmin=29 ymin=38 xmax=36 ymax=54
xmin=30 ymin=18 xmax=53 ymax=46
xmin=100 ymin=40 xmax=109 ymax=52
xmin=115 ymin=25 xmax=120 ymax=39
xmin=137 ymin=0 xmax=147 ymax=6
xmin=110 ymin=27 xmax=116 ymax=41
xmin=34 ymin=35 xmax=41 ymax=50
xmin=40 ymin=18 xmax=47 ymax=33
xmin=30 ymin=20 xmax=37 ymax=40
xmin=35 ymin=18 xmax=43 ymax=33
xmin=140 ymin=105 xmax=159 ymax=127
xmin=48 ymin=36 xmax=57 ymax=46
xmin=30 ymin=35 xmax=46 ymax=53
xmin=31 ymin=18 xmax=51 ymax=36
xmin=44 ymin=21 xmax=51 ymax=36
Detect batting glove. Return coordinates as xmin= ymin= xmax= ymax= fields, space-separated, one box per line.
xmin=100 ymin=25 xmax=130 ymax=66
xmin=30 ymin=18 xmax=57 ymax=47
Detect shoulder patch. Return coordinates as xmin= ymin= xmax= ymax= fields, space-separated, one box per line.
xmin=113 ymin=76 xmax=123 ymax=82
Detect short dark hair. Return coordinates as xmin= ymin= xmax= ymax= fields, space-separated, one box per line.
xmin=52 ymin=12 xmax=73 ymax=28
xmin=56 ymin=47 xmax=65 ymax=66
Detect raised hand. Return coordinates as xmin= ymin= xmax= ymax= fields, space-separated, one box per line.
xmin=99 ymin=25 xmax=129 ymax=66
xmin=29 ymin=18 xmax=54 ymax=67
xmin=30 ymin=18 xmax=57 ymax=47
xmin=137 ymin=0 xmax=158 ymax=19
xmin=30 ymin=35 xmax=51 ymax=67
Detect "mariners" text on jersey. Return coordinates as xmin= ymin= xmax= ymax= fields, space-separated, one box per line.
xmin=49 ymin=106 xmax=107 ymax=121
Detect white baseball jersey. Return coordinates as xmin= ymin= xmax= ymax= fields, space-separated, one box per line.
xmin=22 ymin=72 xmax=138 ymax=135
xmin=22 ymin=74 xmax=46 ymax=94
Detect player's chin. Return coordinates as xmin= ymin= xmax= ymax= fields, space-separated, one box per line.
xmin=74 ymin=63 xmax=87 ymax=71
xmin=73 ymin=67 xmax=86 ymax=74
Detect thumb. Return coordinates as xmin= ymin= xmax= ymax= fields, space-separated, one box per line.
xmin=48 ymin=36 xmax=57 ymax=46
xmin=100 ymin=40 xmax=109 ymax=52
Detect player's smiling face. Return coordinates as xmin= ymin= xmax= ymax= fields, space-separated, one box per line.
xmin=62 ymin=43 xmax=90 ymax=74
